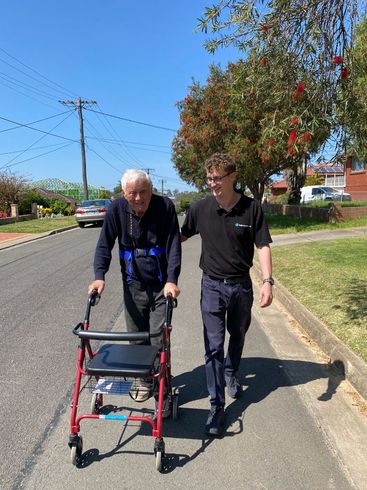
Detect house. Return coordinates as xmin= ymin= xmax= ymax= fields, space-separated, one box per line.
xmin=345 ymin=157 xmax=367 ymax=201
xmin=267 ymin=162 xmax=344 ymax=201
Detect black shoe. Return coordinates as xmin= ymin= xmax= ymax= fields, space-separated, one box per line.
xmin=225 ymin=375 xmax=242 ymax=399
xmin=205 ymin=406 xmax=225 ymax=437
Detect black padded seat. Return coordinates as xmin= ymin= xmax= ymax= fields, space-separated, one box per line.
xmin=86 ymin=344 xmax=159 ymax=377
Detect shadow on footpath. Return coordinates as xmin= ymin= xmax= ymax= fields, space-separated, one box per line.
xmin=77 ymin=356 xmax=344 ymax=473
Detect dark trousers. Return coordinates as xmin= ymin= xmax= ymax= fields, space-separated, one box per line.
xmin=123 ymin=280 xmax=165 ymax=349
xmin=200 ymin=274 xmax=253 ymax=408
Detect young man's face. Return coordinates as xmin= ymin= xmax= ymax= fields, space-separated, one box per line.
xmin=206 ymin=169 xmax=236 ymax=199
xmin=124 ymin=179 xmax=153 ymax=217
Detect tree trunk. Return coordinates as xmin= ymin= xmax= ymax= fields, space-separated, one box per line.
xmin=284 ymin=154 xmax=308 ymax=204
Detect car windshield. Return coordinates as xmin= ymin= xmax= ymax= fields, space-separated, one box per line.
xmin=80 ymin=200 xmax=109 ymax=207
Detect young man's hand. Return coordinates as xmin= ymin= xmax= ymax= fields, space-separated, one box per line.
xmin=259 ymin=282 xmax=273 ymax=308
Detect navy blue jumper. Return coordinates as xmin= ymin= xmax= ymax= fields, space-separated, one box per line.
xmin=93 ymin=194 xmax=181 ymax=347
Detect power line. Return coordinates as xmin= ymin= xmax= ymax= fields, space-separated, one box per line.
xmin=94 ymin=102 xmax=143 ymax=166
xmin=0 ymin=142 xmax=75 ymax=170
xmin=0 ymin=47 xmax=78 ymax=98
xmin=0 ymin=114 xmax=78 ymax=142
xmin=1 ymin=111 xmax=75 ymax=169
xmin=0 ymin=110 xmax=74 ymax=134
xmin=0 ymin=141 xmax=73 ymax=156
xmin=84 ymin=107 xmax=177 ymax=132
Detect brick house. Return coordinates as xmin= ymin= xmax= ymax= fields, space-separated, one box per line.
xmin=345 ymin=157 xmax=367 ymax=201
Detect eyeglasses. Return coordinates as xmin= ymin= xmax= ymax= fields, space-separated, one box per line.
xmin=206 ymin=173 xmax=230 ymax=184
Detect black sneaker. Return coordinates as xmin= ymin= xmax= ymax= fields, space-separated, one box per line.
xmin=205 ymin=406 xmax=225 ymax=437
xmin=225 ymin=375 xmax=242 ymax=399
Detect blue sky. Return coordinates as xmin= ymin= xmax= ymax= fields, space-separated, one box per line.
xmin=0 ymin=1 xmax=240 ymax=192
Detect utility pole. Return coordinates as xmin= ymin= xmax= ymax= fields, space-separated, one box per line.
xmin=60 ymin=97 xmax=96 ymax=200
xmin=159 ymin=179 xmax=166 ymax=195
xmin=142 ymin=168 xmax=155 ymax=176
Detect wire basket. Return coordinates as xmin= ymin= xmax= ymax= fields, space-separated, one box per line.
xmin=88 ymin=377 xmax=152 ymax=398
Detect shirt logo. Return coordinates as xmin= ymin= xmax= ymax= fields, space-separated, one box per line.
xmin=235 ymin=223 xmax=251 ymax=228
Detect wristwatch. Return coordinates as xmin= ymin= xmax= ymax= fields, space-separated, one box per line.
xmin=263 ymin=277 xmax=275 ymax=286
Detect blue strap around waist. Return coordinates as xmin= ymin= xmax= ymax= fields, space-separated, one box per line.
xmin=119 ymin=246 xmax=166 ymax=282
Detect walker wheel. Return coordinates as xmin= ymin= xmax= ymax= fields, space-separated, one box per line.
xmin=154 ymin=439 xmax=165 ymax=472
xmin=70 ymin=436 xmax=83 ymax=467
xmin=155 ymin=450 xmax=163 ymax=471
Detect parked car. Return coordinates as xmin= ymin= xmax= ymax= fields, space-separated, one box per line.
xmin=301 ymin=186 xmax=352 ymax=204
xmin=75 ymin=199 xmax=112 ymax=227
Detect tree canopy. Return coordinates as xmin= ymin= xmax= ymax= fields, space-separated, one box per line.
xmin=197 ymin=0 xmax=365 ymax=158
xmin=172 ymin=56 xmax=330 ymax=200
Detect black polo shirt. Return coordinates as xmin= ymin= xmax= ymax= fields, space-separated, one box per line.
xmin=181 ymin=194 xmax=272 ymax=280
xmin=94 ymin=194 xmax=181 ymax=284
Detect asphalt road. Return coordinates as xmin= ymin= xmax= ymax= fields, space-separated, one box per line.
xmin=0 ymin=227 xmax=366 ymax=489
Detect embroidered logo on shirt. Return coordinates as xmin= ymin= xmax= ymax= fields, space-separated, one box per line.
xmin=235 ymin=223 xmax=251 ymax=228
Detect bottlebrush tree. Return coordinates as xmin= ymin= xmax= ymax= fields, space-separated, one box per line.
xmin=172 ymin=57 xmax=330 ymax=201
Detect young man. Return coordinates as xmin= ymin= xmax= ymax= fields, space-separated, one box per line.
xmin=88 ymin=169 xmax=181 ymax=411
xmin=181 ymin=153 xmax=273 ymax=436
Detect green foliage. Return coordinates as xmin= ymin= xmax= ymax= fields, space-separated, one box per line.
xmin=18 ymin=191 xmax=51 ymax=214
xmin=172 ymin=59 xmax=330 ymax=200
xmin=99 ymin=190 xmax=112 ymax=199
xmin=338 ymin=18 xmax=367 ymax=160
xmin=0 ymin=170 xmax=28 ymax=213
xmin=49 ymin=199 xmax=72 ymax=215
xmin=304 ymin=174 xmax=324 ymax=186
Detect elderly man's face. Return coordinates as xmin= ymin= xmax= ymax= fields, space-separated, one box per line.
xmin=124 ymin=179 xmax=153 ymax=217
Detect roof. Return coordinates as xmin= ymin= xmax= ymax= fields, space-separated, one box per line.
xmin=309 ymin=164 xmax=344 ymax=174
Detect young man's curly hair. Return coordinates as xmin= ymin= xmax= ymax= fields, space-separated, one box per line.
xmin=204 ymin=153 xmax=236 ymax=175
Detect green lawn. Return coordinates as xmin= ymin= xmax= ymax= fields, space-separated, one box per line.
xmin=0 ymin=217 xmax=76 ymax=233
xmin=271 ymin=238 xmax=367 ymax=362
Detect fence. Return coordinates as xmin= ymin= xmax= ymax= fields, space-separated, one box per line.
xmin=0 ymin=203 xmax=37 ymax=225
xmin=264 ymin=202 xmax=367 ymax=222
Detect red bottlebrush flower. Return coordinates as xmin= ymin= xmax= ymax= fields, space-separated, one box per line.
xmin=261 ymin=57 xmax=267 ymax=66
xmin=268 ymin=138 xmax=275 ymax=147
xmin=287 ymin=130 xmax=298 ymax=146
xmin=287 ymin=146 xmax=294 ymax=155
xmin=290 ymin=116 xmax=299 ymax=126
xmin=304 ymin=131 xmax=312 ymax=142
xmin=332 ymin=55 xmax=344 ymax=65
xmin=340 ymin=67 xmax=349 ymax=79
xmin=297 ymin=82 xmax=305 ymax=92
xmin=261 ymin=24 xmax=269 ymax=32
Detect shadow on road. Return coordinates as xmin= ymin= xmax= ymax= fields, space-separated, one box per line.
xmin=77 ymin=356 xmax=344 ymax=472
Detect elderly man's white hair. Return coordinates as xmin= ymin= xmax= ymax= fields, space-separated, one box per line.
xmin=120 ymin=169 xmax=152 ymax=191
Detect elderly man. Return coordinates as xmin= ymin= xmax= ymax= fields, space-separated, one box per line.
xmin=88 ymin=169 xmax=181 ymax=407
xmin=181 ymin=153 xmax=273 ymax=437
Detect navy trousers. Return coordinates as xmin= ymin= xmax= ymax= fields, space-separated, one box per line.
xmin=200 ymin=274 xmax=253 ymax=408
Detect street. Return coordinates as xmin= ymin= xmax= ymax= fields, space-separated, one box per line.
xmin=0 ymin=228 xmax=366 ymax=489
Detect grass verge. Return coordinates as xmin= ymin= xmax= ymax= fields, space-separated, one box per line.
xmin=271 ymin=237 xmax=367 ymax=362
xmin=0 ymin=217 xmax=76 ymax=233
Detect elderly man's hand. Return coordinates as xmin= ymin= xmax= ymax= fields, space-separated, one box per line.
xmin=164 ymin=282 xmax=180 ymax=299
xmin=88 ymin=280 xmax=105 ymax=295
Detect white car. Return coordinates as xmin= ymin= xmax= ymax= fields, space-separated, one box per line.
xmin=301 ymin=186 xmax=352 ymax=204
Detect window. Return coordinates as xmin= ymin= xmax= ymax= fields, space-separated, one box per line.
xmin=351 ymin=158 xmax=366 ymax=172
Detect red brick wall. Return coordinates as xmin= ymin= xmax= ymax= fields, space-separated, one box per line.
xmin=345 ymin=157 xmax=367 ymax=201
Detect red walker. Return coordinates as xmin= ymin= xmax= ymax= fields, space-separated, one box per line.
xmin=68 ymin=290 xmax=178 ymax=471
